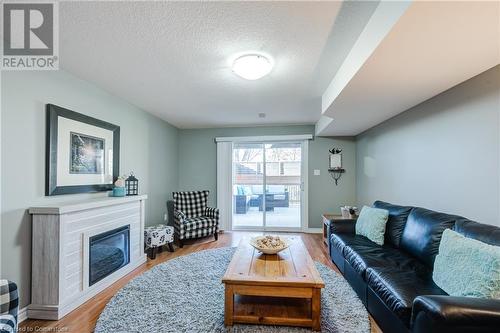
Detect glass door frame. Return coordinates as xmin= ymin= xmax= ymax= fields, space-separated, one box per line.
xmin=231 ymin=139 xmax=308 ymax=232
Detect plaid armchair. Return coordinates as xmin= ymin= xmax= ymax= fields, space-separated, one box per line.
xmin=170 ymin=190 xmax=219 ymax=247
xmin=0 ymin=280 xmax=18 ymax=333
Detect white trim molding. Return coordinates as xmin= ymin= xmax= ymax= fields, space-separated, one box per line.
xmin=215 ymin=134 xmax=313 ymax=142
xmin=301 ymin=140 xmax=309 ymax=230
xmin=216 ymin=141 xmax=233 ymax=231
xmin=216 ymin=135 xmax=310 ymax=232
xmin=18 ymin=306 xmax=28 ymax=323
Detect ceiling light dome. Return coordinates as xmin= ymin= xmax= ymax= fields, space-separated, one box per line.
xmin=232 ymin=54 xmax=273 ymax=80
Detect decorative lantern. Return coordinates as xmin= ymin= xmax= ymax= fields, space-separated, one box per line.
xmin=125 ymin=172 xmax=139 ymax=196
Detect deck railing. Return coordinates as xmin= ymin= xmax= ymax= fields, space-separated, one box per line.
xmin=284 ymin=184 xmax=301 ymax=203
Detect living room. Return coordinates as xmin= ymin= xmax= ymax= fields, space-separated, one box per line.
xmin=1 ymin=1 xmax=499 ymax=333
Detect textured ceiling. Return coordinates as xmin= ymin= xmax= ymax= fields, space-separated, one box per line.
xmin=59 ymin=1 xmax=377 ymax=128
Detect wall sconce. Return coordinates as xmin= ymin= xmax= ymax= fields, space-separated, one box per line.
xmin=328 ymin=148 xmax=345 ymax=186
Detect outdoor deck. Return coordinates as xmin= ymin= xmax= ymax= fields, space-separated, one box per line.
xmin=232 ymin=203 xmax=301 ymax=228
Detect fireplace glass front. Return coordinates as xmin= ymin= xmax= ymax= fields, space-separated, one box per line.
xmin=89 ymin=225 xmax=130 ymax=286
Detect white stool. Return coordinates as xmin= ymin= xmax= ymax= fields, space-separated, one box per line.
xmin=144 ymin=224 xmax=174 ymax=259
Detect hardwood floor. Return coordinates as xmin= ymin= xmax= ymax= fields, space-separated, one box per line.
xmin=19 ymin=231 xmax=382 ymax=333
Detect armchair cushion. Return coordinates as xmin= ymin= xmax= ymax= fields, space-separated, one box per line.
xmin=173 ymin=190 xmax=209 ymax=218
xmin=0 ymin=280 xmax=18 ymax=333
xmin=183 ymin=216 xmax=217 ymax=231
xmin=175 ymin=217 xmax=218 ymax=240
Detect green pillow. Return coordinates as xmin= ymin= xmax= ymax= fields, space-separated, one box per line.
xmin=355 ymin=206 xmax=389 ymax=245
xmin=433 ymin=228 xmax=500 ymax=298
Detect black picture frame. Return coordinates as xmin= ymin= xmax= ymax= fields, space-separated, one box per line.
xmin=46 ymin=104 xmax=120 ymax=196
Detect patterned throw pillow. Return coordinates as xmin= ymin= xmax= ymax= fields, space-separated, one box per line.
xmin=433 ymin=228 xmax=500 ymax=298
xmin=355 ymin=206 xmax=389 ymax=246
xmin=173 ymin=191 xmax=209 ymax=218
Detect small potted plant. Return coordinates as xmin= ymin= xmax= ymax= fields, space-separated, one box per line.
xmin=109 ymin=176 xmax=126 ymax=197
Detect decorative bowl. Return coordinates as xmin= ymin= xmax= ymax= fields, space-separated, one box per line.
xmin=249 ymin=236 xmax=291 ymax=254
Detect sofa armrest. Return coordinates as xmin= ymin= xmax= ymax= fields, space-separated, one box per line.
xmin=330 ymin=219 xmax=357 ymax=234
xmin=411 ymin=295 xmax=500 ymax=333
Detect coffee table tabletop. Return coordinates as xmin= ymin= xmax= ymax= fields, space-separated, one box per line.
xmin=222 ymin=236 xmax=325 ymax=330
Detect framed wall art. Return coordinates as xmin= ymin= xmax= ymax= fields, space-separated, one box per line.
xmin=46 ymin=104 xmax=120 ymax=195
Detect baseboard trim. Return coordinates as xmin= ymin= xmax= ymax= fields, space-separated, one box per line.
xmin=303 ymin=228 xmax=322 ymax=234
xmin=18 ymin=306 xmax=28 ymax=323
xmin=226 ymin=228 xmax=323 ymax=234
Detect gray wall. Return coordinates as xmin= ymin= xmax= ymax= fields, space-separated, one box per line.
xmin=1 ymin=70 xmax=179 ymax=308
xmin=356 ymin=65 xmax=500 ymax=226
xmin=178 ymin=125 xmax=357 ymax=229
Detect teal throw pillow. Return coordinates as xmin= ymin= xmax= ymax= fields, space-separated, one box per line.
xmin=355 ymin=206 xmax=389 ymax=246
xmin=433 ymin=228 xmax=500 ymax=299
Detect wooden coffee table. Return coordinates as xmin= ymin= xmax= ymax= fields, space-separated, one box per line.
xmin=222 ymin=237 xmax=325 ymax=331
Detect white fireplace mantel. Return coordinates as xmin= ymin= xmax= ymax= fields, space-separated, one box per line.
xmin=28 ymin=195 xmax=147 ymax=320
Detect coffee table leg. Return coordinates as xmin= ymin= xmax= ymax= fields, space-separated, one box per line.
xmin=312 ymin=288 xmax=321 ymax=331
xmin=224 ymin=285 xmax=234 ymax=326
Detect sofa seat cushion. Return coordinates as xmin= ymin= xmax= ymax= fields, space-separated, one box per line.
xmin=330 ymin=233 xmax=353 ymax=257
xmin=366 ymin=266 xmax=447 ymax=326
xmin=330 ymin=233 xmax=376 ymax=253
xmin=330 ymin=234 xmax=376 ymax=267
xmin=344 ymin=242 xmax=423 ymax=280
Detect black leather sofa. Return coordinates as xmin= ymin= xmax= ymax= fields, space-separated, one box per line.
xmin=329 ymin=201 xmax=500 ymax=333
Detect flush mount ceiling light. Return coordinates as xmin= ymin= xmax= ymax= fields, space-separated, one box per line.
xmin=232 ymin=54 xmax=273 ymax=80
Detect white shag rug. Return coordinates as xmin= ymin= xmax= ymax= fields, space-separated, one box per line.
xmin=95 ymin=247 xmax=370 ymax=333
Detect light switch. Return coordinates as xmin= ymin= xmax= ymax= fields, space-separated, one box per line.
xmin=314 ymin=169 xmax=321 ymax=176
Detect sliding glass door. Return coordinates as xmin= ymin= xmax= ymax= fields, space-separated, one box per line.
xmin=232 ymin=141 xmax=303 ymax=230
xmin=264 ymin=142 xmax=302 ymax=228
xmin=232 ymin=143 xmax=265 ymax=228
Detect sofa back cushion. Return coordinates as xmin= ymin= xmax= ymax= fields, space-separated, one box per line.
xmin=373 ymin=201 xmax=413 ymax=248
xmin=454 ymin=220 xmax=500 ymax=247
xmin=400 ymin=207 xmax=458 ymax=267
